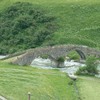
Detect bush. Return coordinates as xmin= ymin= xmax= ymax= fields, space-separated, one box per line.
xmin=67 ymin=51 xmax=80 ymax=60
xmin=76 ymin=56 xmax=98 ymax=76
xmin=57 ymin=57 xmax=65 ymax=63
xmin=56 ymin=57 xmax=65 ymax=68
xmin=76 ymin=67 xmax=88 ymax=75
xmin=86 ymin=56 xmax=98 ymax=75
xmin=40 ymin=54 xmax=49 ymax=59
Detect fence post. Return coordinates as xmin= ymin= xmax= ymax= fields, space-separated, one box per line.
xmin=28 ymin=92 xmax=31 ymax=100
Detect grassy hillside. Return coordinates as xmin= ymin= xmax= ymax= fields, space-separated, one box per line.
xmin=0 ymin=61 xmax=77 ymax=100
xmin=0 ymin=0 xmax=100 ymax=54
xmin=0 ymin=61 xmax=100 ymax=100
xmin=78 ymin=76 xmax=100 ymax=100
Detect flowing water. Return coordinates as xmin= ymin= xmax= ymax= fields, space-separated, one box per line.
xmin=0 ymin=55 xmax=7 ymax=59
xmin=31 ymin=57 xmax=85 ymax=75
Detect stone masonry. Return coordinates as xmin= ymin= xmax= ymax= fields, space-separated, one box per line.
xmin=12 ymin=45 xmax=100 ymax=66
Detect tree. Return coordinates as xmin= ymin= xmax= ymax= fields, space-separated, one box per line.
xmin=0 ymin=2 xmax=57 ymax=54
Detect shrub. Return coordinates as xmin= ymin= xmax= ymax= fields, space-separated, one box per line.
xmin=86 ymin=56 xmax=98 ymax=75
xmin=67 ymin=51 xmax=80 ymax=60
xmin=56 ymin=57 xmax=65 ymax=63
xmin=76 ymin=56 xmax=98 ymax=76
xmin=76 ymin=67 xmax=88 ymax=75
xmin=40 ymin=54 xmax=49 ymax=59
xmin=56 ymin=57 xmax=65 ymax=68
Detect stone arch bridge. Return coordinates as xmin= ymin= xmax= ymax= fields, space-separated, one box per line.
xmin=12 ymin=45 xmax=100 ymax=66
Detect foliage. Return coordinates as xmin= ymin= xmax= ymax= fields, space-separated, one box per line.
xmin=40 ymin=54 xmax=49 ymax=59
xmin=56 ymin=56 xmax=65 ymax=68
xmin=67 ymin=51 xmax=80 ymax=60
xmin=0 ymin=0 xmax=100 ymax=53
xmin=76 ymin=56 xmax=98 ymax=75
xmin=0 ymin=2 xmax=57 ymax=54
xmin=56 ymin=56 xmax=65 ymax=63
xmin=86 ymin=56 xmax=98 ymax=74
xmin=76 ymin=66 xmax=88 ymax=75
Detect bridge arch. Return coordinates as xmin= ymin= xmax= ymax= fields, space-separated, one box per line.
xmin=12 ymin=45 xmax=100 ymax=66
xmin=75 ymin=49 xmax=86 ymax=59
xmin=66 ymin=49 xmax=86 ymax=60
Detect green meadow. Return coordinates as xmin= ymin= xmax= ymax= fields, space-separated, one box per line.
xmin=0 ymin=61 xmax=100 ymax=100
xmin=0 ymin=61 xmax=77 ymax=100
xmin=78 ymin=76 xmax=100 ymax=100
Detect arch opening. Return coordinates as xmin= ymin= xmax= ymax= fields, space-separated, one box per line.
xmin=66 ymin=49 xmax=86 ymax=61
xmin=75 ymin=49 xmax=86 ymax=60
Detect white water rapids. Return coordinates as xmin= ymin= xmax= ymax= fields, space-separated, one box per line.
xmin=0 ymin=55 xmax=7 ymax=59
xmin=31 ymin=57 xmax=85 ymax=75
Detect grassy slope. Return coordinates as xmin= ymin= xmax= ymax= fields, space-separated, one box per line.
xmin=1 ymin=60 xmax=100 ymax=100
xmin=78 ymin=76 xmax=100 ymax=100
xmin=1 ymin=61 xmax=100 ymax=100
xmin=0 ymin=61 xmax=77 ymax=100
xmin=0 ymin=0 xmax=100 ymax=49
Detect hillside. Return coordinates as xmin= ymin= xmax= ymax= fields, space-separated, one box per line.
xmin=78 ymin=76 xmax=100 ymax=100
xmin=0 ymin=60 xmax=100 ymax=100
xmin=0 ymin=61 xmax=77 ymax=100
xmin=0 ymin=0 xmax=100 ymax=54
xmin=0 ymin=2 xmax=57 ymax=54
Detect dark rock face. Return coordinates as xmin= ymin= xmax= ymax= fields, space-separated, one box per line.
xmin=12 ymin=45 xmax=100 ymax=66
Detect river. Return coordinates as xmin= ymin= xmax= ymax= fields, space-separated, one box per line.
xmin=0 ymin=55 xmax=7 ymax=59
xmin=31 ymin=57 xmax=85 ymax=75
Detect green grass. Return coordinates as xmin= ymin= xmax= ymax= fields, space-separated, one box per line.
xmin=78 ymin=76 xmax=100 ymax=100
xmin=0 ymin=61 xmax=100 ymax=100
xmin=0 ymin=0 xmax=100 ymax=49
xmin=0 ymin=61 xmax=77 ymax=100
